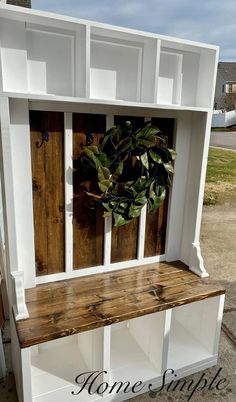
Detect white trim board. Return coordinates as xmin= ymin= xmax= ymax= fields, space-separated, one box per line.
xmin=0 ymin=3 xmax=219 ymax=51
xmin=0 ymin=92 xmax=211 ymax=113
xmin=64 ymin=113 xmax=73 ymax=274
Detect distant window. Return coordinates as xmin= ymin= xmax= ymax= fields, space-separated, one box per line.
xmin=225 ymin=83 xmax=236 ymax=93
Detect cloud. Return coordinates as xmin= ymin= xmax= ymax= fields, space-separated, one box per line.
xmin=32 ymin=0 xmax=236 ymax=60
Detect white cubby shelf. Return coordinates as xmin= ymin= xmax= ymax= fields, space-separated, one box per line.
xmin=12 ymin=263 xmax=225 ymax=402
xmin=167 ymin=297 xmax=222 ymax=371
xmin=0 ymin=4 xmax=224 ymax=402
xmin=109 ymin=313 xmax=165 ymax=384
xmin=22 ymin=293 xmax=224 ymax=402
xmin=0 ymin=4 xmax=218 ymax=108
xmin=30 ymin=332 xmax=103 ymax=402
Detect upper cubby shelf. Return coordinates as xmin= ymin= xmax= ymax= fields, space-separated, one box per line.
xmin=158 ymin=40 xmax=217 ymax=108
xmin=26 ymin=25 xmax=75 ymax=97
xmin=0 ymin=4 xmax=218 ymax=110
xmin=89 ymin=27 xmax=158 ymax=104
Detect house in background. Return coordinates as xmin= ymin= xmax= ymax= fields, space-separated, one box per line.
xmin=214 ymin=62 xmax=236 ymax=110
xmin=212 ymin=62 xmax=236 ymax=127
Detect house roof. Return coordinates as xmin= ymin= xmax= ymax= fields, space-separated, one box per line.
xmin=218 ymin=62 xmax=236 ymax=82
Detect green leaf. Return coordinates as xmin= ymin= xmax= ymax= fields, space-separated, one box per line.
xmin=148 ymin=186 xmax=166 ymax=213
xmin=154 ymin=146 xmax=171 ymax=163
xmin=97 ymin=153 xmax=108 ymax=167
xmin=134 ymin=177 xmax=153 ymax=191
xmin=113 ymin=162 xmax=124 ymax=180
xmin=135 ymin=125 xmax=160 ymax=139
xmin=98 ymin=166 xmax=110 ymax=182
xmin=110 ymin=200 xmax=118 ymax=209
xmin=163 ymin=163 xmax=174 ymax=174
xmin=128 ymin=204 xmax=142 ymax=218
xmin=149 ymin=180 xmax=155 ymax=194
xmin=135 ymin=191 xmax=147 ymax=205
xmin=116 ymin=137 xmax=132 ymax=154
xmin=103 ymin=211 xmax=112 ymax=218
xmin=137 ymin=138 xmax=156 ymax=147
xmin=169 ymin=149 xmax=177 ymax=160
xmin=119 ymin=121 xmax=132 ymax=140
xmin=111 ymin=183 xmax=119 ymax=195
xmin=99 ymin=133 xmax=116 ymax=154
xmin=149 ymin=194 xmax=161 ymax=211
xmin=83 ymin=147 xmax=102 ymax=168
xmin=159 ymin=186 xmax=166 ymax=201
xmin=88 ymin=145 xmax=99 ymax=154
xmin=149 ymin=150 xmax=162 ymax=164
xmin=140 ymin=152 xmax=149 ymax=170
xmin=102 ymin=203 xmax=112 ymax=212
xmin=98 ymin=179 xmax=111 ymax=193
xmin=113 ymin=212 xmax=131 ymax=227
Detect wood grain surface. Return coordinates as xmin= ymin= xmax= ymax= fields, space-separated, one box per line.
xmin=16 ymin=261 xmax=225 ymax=348
xmin=30 ymin=111 xmax=65 ymax=276
xmin=111 ymin=116 xmax=145 ymax=263
xmin=145 ymin=118 xmax=175 ymax=257
xmin=73 ymin=113 xmax=106 ymax=269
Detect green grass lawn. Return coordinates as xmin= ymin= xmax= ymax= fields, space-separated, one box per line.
xmin=204 ymin=147 xmax=236 ymax=205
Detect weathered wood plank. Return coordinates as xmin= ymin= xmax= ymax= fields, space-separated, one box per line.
xmin=21 ymin=272 xmax=199 ymax=319
xmin=73 ymin=113 xmax=106 ymax=269
xmin=30 ymin=111 xmax=65 ymax=276
xmin=144 ymin=118 xmax=175 ymax=257
xmin=16 ymin=261 xmax=225 ymax=348
xmin=111 ymin=116 xmax=145 ymax=263
xmin=25 ymin=261 xmax=184 ymax=302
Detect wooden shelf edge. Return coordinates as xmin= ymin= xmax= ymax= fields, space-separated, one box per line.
xmin=15 ymin=261 xmax=225 ymax=349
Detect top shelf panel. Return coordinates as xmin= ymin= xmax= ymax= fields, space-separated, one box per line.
xmin=16 ymin=261 xmax=225 ymax=349
xmin=0 ymin=10 xmax=218 ymax=110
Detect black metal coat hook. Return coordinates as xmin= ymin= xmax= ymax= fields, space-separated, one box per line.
xmin=36 ymin=112 xmax=50 ymax=148
xmin=86 ymin=132 xmax=95 ymax=145
xmin=36 ymin=130 xmax=50 ymax=148
xmin=80 ymin=132 xmax=95 ymax=150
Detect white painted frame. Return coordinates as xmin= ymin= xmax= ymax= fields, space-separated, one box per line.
xmin=64 ymin=113 xmax=73 ymax=273
xmin=0 ymin=5 xmax=224 ymax=402
xmin=0 ymin=95 xmax=215 ymax=287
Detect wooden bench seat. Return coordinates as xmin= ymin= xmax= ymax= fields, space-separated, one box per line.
xmin=15 ymin=261 xmax=225 ymax=348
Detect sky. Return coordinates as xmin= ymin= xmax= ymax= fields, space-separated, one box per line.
xmin=32 ymin=0 xmax=235 ymax=61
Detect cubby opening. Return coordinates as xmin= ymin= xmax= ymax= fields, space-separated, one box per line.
xmin=157 ymin=50 xmax=183 ymax=105
xmin=30 ymin=329 xmax=103 ymax=402
xmin=167 ymin=297 xmax=220 ymax=370
xmin=90 ymin=28 xmax=159 ymax=103
xmin=110 ymin=312 xmax=166 ymax=385
xmin=26 ymin=24 xmax=87 ymax=97
xmin=157 ymin=42 xmax=217 ymax=108
xmin=90 ymin=36 xmax=142 ymax=102
xmin=26 ymin=26 xmax=74 ymax=96
xmin=0 ymin=18 xmax=28 ymax=93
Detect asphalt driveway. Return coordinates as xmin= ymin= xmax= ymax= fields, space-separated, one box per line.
xmin=210 ymin=131 xmax=236 ymax=150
